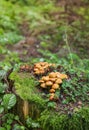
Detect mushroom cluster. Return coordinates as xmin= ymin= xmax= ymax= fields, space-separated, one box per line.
xmin=34 ymin=62 xmax=55 ymax=75
xmin=39 ymin=72 xmax=68 ymax=100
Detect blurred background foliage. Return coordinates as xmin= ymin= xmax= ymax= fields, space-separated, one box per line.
xmin=0 ymin=0 xmax=89 ymax=66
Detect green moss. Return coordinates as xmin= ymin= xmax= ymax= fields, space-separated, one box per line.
xmin=39 ymin=107 xmax=89 ymax=130
xmin=10 ymin=71 xmax=46 ymax=108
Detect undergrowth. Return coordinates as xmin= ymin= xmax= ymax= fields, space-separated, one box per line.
xmin=39 ymin=107 xmax=89 ymax=130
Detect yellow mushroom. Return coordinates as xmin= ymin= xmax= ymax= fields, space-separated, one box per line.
xmin=35 ymin=64 xmax=41 ymax=68
xmin=52 ymin=84 xmax=59 ymax=89
xmin=39 ymin=67 xmax=44 ymax=71
xmin=34 ymin=68 xmax=39 ymax=71
xmin=40 ymin=83 xmax=46 ymax=88
xmin=49 ymin=89 xmax=55 ymax=93
xmin=49 ymin=72 xmax=56 ymax=78
xmin=49 ymin=93 xmax=55 ymax=100
xmin=49 ymin=63 xmax=56 ymax=67
xmin=48 ymin=63 xmax=52 ymax=66
xmin=40 ymin=70 xmax=45 ymax=74
xmin=39 ymin=80 xmax=44 ymax=83
xmin=55 ymin=78 xmax=62 ymax=84
xmin=42 ymin=76 xmax=49 ymax=81
xmin=35 ymin=71 xmax=40 ymax=74
xmin=58 ymin=74 xmax=68 ymax=79
xmin=49 ymin=78 xmax=56 ymax=82
xmin=46 ymin=81 xmax=53 ymax=86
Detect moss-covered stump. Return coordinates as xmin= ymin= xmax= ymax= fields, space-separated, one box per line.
xmin=10 ymin=71 xmax=46 ymax=117
xmin=9 ymin=62 xmax=89 ymax=130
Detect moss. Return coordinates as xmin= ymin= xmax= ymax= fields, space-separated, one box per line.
xmin=39 ymin=107 xmax=89 ymax=130
xmin=10 ymin=71 xmax=46 ymax=108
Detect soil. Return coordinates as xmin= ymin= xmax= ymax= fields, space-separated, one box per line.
xmin=6 ymin=37 xmax=41 ymax=62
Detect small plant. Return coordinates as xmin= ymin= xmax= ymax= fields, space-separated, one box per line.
xmin=0 ymin=113 xmax=25 ymax=130
xmin=26 ymin=117 xmax=40 ymax=130
xmin=61 ymin=72 xmax=89 ymax=104
xmin=0 ymin=69 xmax=16 ymax=114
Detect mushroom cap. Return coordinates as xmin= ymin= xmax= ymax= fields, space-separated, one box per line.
xmin=52 ymin=84 xmax=59 ymax=89
xmin=20 ymin=65 xmax=25 ymax=69
xmin=40 ymin=83 xmax=46 ymax=88
xmin=56 ymin=73 xmax=61 ymax=78
xmin=35 ymin=71 xmax=40 ymax=74
xmin=42 ymin=66 xmax=48 ymax=69
xmin=49 ymin=78 xmax=56 ymax=82
xmin=50 ymin=63 xmax=56 ymax=67
xmin=48 ymin=63 xmax=52 ymax=66
xmin=49 ymin=72 xmax=56 ymax=78
xmin=42 ymin=76 xmax=49 ymax=81
xmin=46 ymin=81 xmax=53 ymax=86
xmin=40 ymin=62 xmax=48 ymax=66
xmin=40 ymin=70 xmax=45 ymax=74
xmin=44 ymin=64 xmax=49 ymax=68
xmin=39 ymin=80 xmax=44 ymax=83
xmin=34 ymin=68 xmax=39 ymax=71
xmin=58 ymin=74 xmax=68 ymax=79
xmin=49 ymin=93 xmax=55 ymax=100
xmin=39 ymin=67 xmax=44 ymax=71
xmin=34 ymin=64 xmax=41 ymax=68
xmin=49 ymin=89 xmax=55 ymax=93
xmin=25 ymin=65 xmax=29 ymax=69
xmin=49 ymin=63 xmax=56 ymax=67
xmin=55 ymin=72 xmax=60 ymax=74
xmin=55 ymin=78 xmax=62 ymax=84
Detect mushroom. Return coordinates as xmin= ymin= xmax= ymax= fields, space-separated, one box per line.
xmin=20 ymin=65 xmax=25 ymax=70
xmin=52 ymin=84 xmax=59 ymax=89
xmin=40 ymin=83 xmax=46 ymax=88
xmin=42 ymin=76 xmax=49 ymax=81
xmin=46 ymin=81 xmax=53 ymax=86
xmin=49 ymin=63 xmax=56 ymax=67
xmin=52 ymin=64 xmax=56 ymax=67
xmin=39 ymin=79 xmax=44 ymax=83
xmin=49 ymin=93 xmax=55 ymax=100
xmin=34 ymin=62 xmax=57 ymax=75
xmin=40 ymin=62 xmax=45 ymax=66
xmin=39 ymin=68 xmax=44 ymax=71
xmin=34 ymin=68 xmax=39 ymax=71
xmin=40 ymin=62 xmax=48 ymax=66
xmin=58 ymin=74 xmax=68 ymax=79
xmin=49 ymin=89 xmax=55 ymax=93
xmin=49 ymin=78 xmax=57 ymax=82
xmin=35 ymin=64 xmax=41 ymax=68
xmin=40 ymin=70 xmax=45 ymax=74
xmin=56 ymin=73 xmax=61 ymax=78
xmin=49 ymin=72 xmax=56 ymax=78
xmin=55 ymin=78 xmax=62 ymax=84
xmin=35 ymin=71 xmax=40 ymax=74
xmin=25 ymin=65 xmax=29 ymax=69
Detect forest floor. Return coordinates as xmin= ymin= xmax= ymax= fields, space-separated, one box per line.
xmin=0 ymin=1 xmax=89 ymax=130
